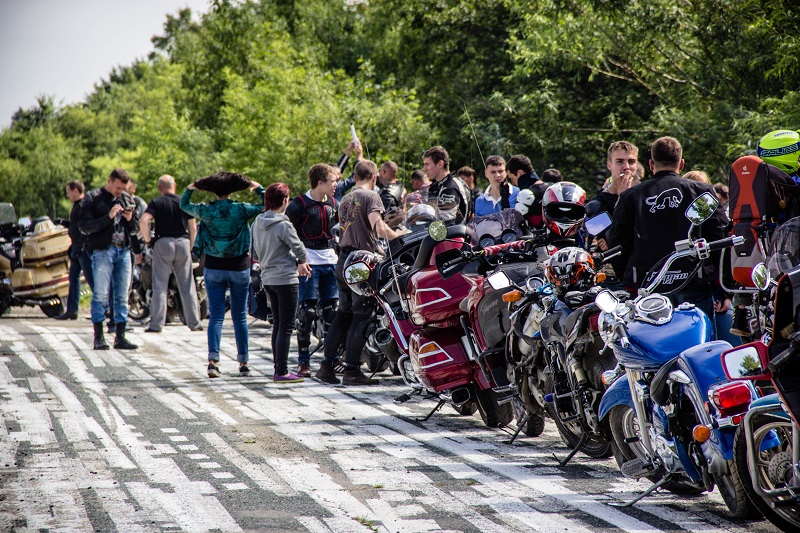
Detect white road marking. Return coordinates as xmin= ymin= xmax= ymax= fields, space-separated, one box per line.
xmin=109 ymin=395 xmax=139 ymax=416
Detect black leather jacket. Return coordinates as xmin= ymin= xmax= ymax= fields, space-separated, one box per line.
xmin=78 ymin=188 xmax=141 ymax=253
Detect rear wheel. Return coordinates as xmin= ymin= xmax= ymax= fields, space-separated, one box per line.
xmin=451 ymin=401 xmax=478 ymax=416
xmin=733 ymin=413 xmax=799 ymax=530
xmin=545 ymin=372 xmax=611 ymax=458
xmin=713 ymin=467 xmax=759 ymax=518
xmin=128 ymin=289 xmax=149 ymax=321
xmin=40 ymin=297 xmax=64 ymax=318
xmin=473 ymin=386 xmax=513 ymax=428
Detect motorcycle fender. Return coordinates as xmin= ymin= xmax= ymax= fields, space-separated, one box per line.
xmin=746 ymin=394 xmax=787 ymax=452
xmin=598 ymin=374 xmax=634 ymax=421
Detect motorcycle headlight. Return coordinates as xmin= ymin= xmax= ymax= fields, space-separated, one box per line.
xmin=597 ymin=312 xmax=616 ymax=345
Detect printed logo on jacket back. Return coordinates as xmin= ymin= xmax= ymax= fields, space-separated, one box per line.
xmin=645 ymin=188 xmax=683 ymax=214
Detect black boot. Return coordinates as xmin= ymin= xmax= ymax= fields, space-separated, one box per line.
xmin=114 ymin=322 xmax=138 ymax=350
xmin=93 ymin=322 xmax=109 ymax=350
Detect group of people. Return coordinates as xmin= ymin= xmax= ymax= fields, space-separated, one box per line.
xmin=58 ymin=128 xmax=800 ymax=383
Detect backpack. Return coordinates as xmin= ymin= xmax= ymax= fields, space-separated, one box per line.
xmin=728 ymin=155 xmax=800 ymax=287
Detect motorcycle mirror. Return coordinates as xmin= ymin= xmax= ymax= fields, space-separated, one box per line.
xmin=343 ymin=261 xmax=371 ymax=285
xmin=18 ymin=216 xmax=31 ymax=228
xmin=428 ymin=220 xmax=447 ymax=242
xmin=487 ymin=271 xmax=512 ymax=291
xmin=585 ymin=211 xmax=612 ymax=236
xmin=435 ymin=247 xmax=466 ymax=280
xmin=595 ymin=289 xmax=619 ymax=313
xmin=684 ymin=192 xmax=718 ymax=226
xmin=721 ymin=343 xmax=770 ymax=381
xmin=751 ymin=262 xmax=771 ymax=291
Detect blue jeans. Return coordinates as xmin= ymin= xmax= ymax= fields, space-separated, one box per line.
xmin=298 ymin=264 xmax=338 ymax=302
xmin=715 ymin=309 xmax=742 ymax=347
xmin=66 ymin=248 xmax=94 ymax=313
xmin=91 ymin=247 xmax=131 ymax=323
xmin=204 ymin=267 xmax=249 ymax=363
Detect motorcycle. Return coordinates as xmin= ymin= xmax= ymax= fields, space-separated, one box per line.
xmin=594 ymin=192 xmax=758 ymax=516
xmin=0 ymin=203 xmax=71 ymax=318
xmin=128 ymin=245 xmax=209 ymax=325
xmin=720 ymin=227 xmax=800 ymax=530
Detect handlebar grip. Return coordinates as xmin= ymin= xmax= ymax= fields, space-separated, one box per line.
xmin=483 ymin=240 xmax=526 ymax=257
xmin=597 ymin=245 xmax=622 ymax=262
xmin=707 ymin=235 xmax=744 ymax=252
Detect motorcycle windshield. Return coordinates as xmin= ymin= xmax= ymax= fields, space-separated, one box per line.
xmin=0 ymin=203 xmax=16 ymax=226
xmin=397 ymin=188 xmax=443 ymax=234
xmin=467 ymin=209 xmax=527 ymax=249
xmin=766 ymin=216 xmax=800 ymax=278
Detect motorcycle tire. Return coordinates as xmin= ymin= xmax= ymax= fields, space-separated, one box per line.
xmin=512 ymin=396 xmax=546 ymax=438
xmin=473 ymin=386 xmax=513 ymax=428
xmin=451 ymin=401 xmax=479 ymax=416
xmin=608 ymin=405 xmax=703 ymax=495
xmin=713 ymin=468 xmax=759 ymax=519
xmin=199 ymin=297 xmax=209 ymax=320
xmin=544 ymin=373 xmax=612 ymax=458
xmin=733 ymin=413 xmax=799 ymax=530
xmin=40 ymin=298 xmax=64 ymax=318
xmin=0 ymin=295 xmax=10 ymax=318
xmin=128 ymin=290 xmax=150 ymax=321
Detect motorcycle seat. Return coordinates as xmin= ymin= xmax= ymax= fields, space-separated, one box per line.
xmin=650 ymin=357 xmax=680 ymax=407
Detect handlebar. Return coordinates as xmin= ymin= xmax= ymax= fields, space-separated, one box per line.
xmin=708 ymin=235 xmax=743 ymax=252
xmin=596 ymin=245 xmax=622 ymax=263
xmin=483 ymin=240 xmax=527 ymax=257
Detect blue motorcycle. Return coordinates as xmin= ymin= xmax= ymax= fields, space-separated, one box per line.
xmin=593 ymin=192 xmax=758 ymax=517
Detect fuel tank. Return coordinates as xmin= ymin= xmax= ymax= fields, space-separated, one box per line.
xmin=409 ymin=327 xmax=472 ymax=391
xmin=614 ymin=305 xmax=713 ymax=372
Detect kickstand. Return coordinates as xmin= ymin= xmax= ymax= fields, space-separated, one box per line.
xmin=552 ymin=432 xmax=588 ymax=466
xmin=609 ymin=474 xmax=673 ymax=507
xmin=368 ymin=354 xmax=388 ymax=379
xmin=417 ymin=399 xmax=446 ymax=422
xmin=507 ymin=412 xmax=530 ymax=445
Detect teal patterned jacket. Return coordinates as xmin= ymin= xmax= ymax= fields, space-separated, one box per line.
xmin=180 ymin=187 xmax=265 ymax=258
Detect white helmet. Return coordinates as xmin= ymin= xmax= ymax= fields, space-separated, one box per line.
xmin=514 ymin=188 xmax=536 ymax=216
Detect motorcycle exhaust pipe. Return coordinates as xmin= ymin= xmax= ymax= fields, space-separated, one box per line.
xmin=375 ymin=328 xmax=401 ymax=362
xmin=440 ymin=387 xmax=472 ymax=407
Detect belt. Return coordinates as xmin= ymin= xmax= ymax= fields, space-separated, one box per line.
xmin=110 ymin=242 xmax=127 ymax=248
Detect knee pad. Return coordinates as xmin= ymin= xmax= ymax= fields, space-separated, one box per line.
xmin=321 ymin=298 xmax=338 ymax=324
xmin=297 ymin=300 xmax=317 ymax=334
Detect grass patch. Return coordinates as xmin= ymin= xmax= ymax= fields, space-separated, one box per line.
xmin=353 ymin=516 xmax=377 ymax=531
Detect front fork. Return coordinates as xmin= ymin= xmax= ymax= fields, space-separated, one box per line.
xmin=626 ymin=368 xmax=655 ymax=461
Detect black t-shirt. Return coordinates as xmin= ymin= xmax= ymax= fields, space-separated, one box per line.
xmin=145 ymin=193 xmax=192 ymax=239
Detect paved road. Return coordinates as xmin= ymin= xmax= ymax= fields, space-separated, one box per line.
xmin=0 ymin=309 xmax=782 ymax=532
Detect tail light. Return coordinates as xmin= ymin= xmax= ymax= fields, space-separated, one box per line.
xmin=415 ymin=341 xmax=453 ymax=369
xmin=710 ymin=382 xmax=752 ymax=416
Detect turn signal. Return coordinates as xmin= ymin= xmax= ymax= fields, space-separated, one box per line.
xmin=692 ymin=425 xmax=711 ymax=443
xmin=596 ymin=272 xmax=607 ymax=283
xmin=502 ymin=290 xmax=522 ymax=303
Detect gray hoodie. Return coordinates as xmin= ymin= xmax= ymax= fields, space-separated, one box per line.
xmin=252 ymin=211 xmax=308 ymax=286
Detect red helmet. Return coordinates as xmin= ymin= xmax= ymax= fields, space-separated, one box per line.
xmin=343 ymin=250 xmax=381 ymax=296
xmin=546 ymin=246 xmax=595 ymax=291
xmin=541 ymin=182 xmax=587 ymax=238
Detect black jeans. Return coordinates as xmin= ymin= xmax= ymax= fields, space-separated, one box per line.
xmin=323 ymin=252 xmax=374 ymax=370
xmin=265 ymin=284 xmax=299 ymax=375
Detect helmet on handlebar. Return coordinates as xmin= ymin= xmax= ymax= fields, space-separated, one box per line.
xmin=541 ymin=182 xmax=587 ymax=238
xmin=546 ymin=246 xmax=595 ymax=292
xmin=757 ymin=130 xmax=800 ymax=174
xmin=343 ymin=249 xmax=381 ymax=297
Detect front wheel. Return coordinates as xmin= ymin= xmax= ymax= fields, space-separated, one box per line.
xmin=608 ymin=405 xmax=703 ymax=495
xmin=40 ymin=297 xmax=64 ymax=318
xmin=733 ymin=413 xmax=800 ymax=530
xmin=544 ymin=373 xmax=611 ymax=458
xmin=128 ymin=289 xmax=149 ymax=321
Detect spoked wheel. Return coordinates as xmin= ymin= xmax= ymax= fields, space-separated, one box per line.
xmin=608 ymin=405 xmax=703 ymax=495
xmin=128 ymin=289 xmax=149 ymax=321
xmin=544 ymin=373 xmax=611 ymax=458
xmin=40 ymin=297 xmax=65 ymax=318
xmin=733 ymin=413 xmax=800 ymax=530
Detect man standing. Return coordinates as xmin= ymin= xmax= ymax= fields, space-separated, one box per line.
xmin=423 ymin=146 xmax=470 ymax=224
xmin=457 ymin=166 xmax=483 ymax=215
xmin=286 ymin=164 xmax=340 ymax=377
xmin=410 ymin=170 xmax=430 ymax=192
xmin=56 ymin=180 xmax=94 ymax=320
xmin=79 ymin=168 xmax=140 ymax=350
xmin=315 ymin=160 xmax=408 ymax=386
xmin=588 ymin=141 xmax=640 ymax=250
xmin=139 ymin=175 xmax=202 ymax=333
xmin=377 ymin=161 xmax=406 ymax=212
xmin=606 ymin=137 xmax=726 ymax=332
xmin=506 ymin=154 xmax=541 ymax=190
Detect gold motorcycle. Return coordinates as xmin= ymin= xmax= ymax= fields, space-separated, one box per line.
xmin=0 ymin=203 xmax=71 ymax=317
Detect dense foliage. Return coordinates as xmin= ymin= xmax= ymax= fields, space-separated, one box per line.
xmin=2 ymin=0 xmax=798 ymax=218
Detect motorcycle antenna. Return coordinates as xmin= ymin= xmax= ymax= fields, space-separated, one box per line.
xmin=459 ymin=97 xmax=486 ymax=171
